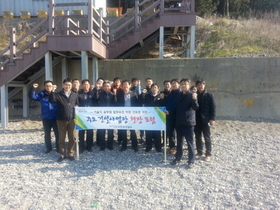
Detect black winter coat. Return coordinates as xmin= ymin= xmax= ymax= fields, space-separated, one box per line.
xmin=97 ymin=91 xmax=117 ymax=107
xmin=141 ymin=92 xmax=162 ymax=107
xmin=49 ymin=91 xmax=79 ymax=120
xmin=77 ymin=90 xmax=96 ymax=107
xmin=196 ymin=90 xmax=216 ymax=124
xmin=175 ymin=91 xmax=199 ymax=127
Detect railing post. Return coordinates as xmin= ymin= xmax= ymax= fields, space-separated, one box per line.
xmin=31 ymin=36 xmax=36 ymax=47
xmin=135 ymin=0 xmax=139 ymax=30
xmin=106 ymin=20 xmax=110 ymax=44
xmin=66 ymin=10 xmax=70 ymax=35
xmin=160 ymin=0 xmax=164 ymax=13
xmin=9 ymin=27 xmax=16 ymax=63
xmin=77 ymin=21 xmax=80 ymax=35
xmin=48 ymin=0 xmax=55 ymax=35
xmin=98 ymin=8 xmax=103 ymax=42
xmin=191 ymin=0 xmax=195 ymax=13
xmin=88 ymin=0 xmax=93 ymax=35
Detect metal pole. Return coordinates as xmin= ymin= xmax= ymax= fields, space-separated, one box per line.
xmin=76 ymin=129 xmax=80 ymax=160
xmin=164 ymin=128 xmax=167 ymax=163
xmin=22 ymin=86 xmax=29 ymax=118
xmin=190 ymin=25 xmax=195 ymax=58
xmin=1 ymin=85 xmax=8 ymax=128
xmin=92 ymin=57 xmax=98 ymax=84
xmin=159 ymin=26 xmax=164 ymax=59
xmin=81 ymin=51 xmax=89 ymax=80
xmin=45 ymin=52 xmax=53 ymax=80
xmin=61 ymin=57 xmax=68 ymax=80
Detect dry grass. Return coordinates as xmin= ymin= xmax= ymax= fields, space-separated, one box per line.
xmin=196 ymin=14 xmax=280 ymax=57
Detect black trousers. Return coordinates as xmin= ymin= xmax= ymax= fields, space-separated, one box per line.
xmin=42 ymin=119 xmax=59 ymax=150
xmin=166 ymin=114 xmax=176 ymax=148
xmin=79 ymin=129 xmax=93 ymax=150
xmin=146 ymin=130 xmax=161 ymax=151
xmin=175 ymin=126 xmax=195 ymax=164
xmin=120 ymin=130 xmax=138 ymax=149
xmin=98 ymin=129 xmax=114 ymax=149
xmin=194 ymin=121 xmax=212 ymax=156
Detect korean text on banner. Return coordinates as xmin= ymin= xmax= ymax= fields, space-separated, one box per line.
xmin=74 ymin=107 xmax=166 ymax=131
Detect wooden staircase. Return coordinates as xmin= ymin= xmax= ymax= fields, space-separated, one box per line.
xmin=0 ymin=0 xmax=196 ymax=87
xmin=0 ymin=42 xmax=47 ymax=87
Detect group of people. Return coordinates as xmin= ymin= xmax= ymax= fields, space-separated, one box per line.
xmin=29 ymin=76 xmax=216 ymax=168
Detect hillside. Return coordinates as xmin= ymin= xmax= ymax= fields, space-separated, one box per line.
xmin=129 ymin=16 xmax=280 ymax=59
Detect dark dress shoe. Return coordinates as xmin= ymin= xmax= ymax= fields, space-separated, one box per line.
xmin=187 ymin=163 xmax=194 ymax=169
xmin=45 ymin=149 xmax=52 ymax=154
xmin=120 ymin=147 xmax=126 ymax=152
xmin=170 ymin=159 xmax=181 ymax=165
xmin=68 ymin=156 xmax=75 ymax=161
xmin=100 ymin=147 xmax=105 ymax=151
xmin=145 ymin=148 xmax=151 ymax=152
xmin=107 ymin=147 xmax=114 ymax=150
xmin=133 ymin=148 xmax=139 ymax=152
xmin=156 ymin=149 xmax=162 ymax=153
xmin=57 ymin=156 xmax=65 ymax=162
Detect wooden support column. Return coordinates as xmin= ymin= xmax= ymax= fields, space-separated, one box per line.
xmin=160 ymin=0 xmax=164 ymax=13
xmin=1 ymin=85 xmax=8 ymax=128
xmin=81 ymin=51 xmax=88 ymax=80
xmin=62 ymin=58 xmax=68 ymax=80
xmin=88 ymin=0 xmax=93 ymax=35
xmin=45 ymin=52 xmax=53 ymax=80
xmin=48 ymin=0 xmax=55 ymax=35
xmin=92 ymin=57 xmax=98 ymax=84
xmin=98 ymin=8 xmax=103 ymax=42
xmin=135 ymin=0 xmax=140 ymax=29
xmin=22 ymin=86 xmax=29 ymax=118
xmin=190 ymin=25 xmax=195 ymax=58
xmin=159 ymin=26 xmax=164 ymax=59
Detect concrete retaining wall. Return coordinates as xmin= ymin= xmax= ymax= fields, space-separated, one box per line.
xmin=3 ymin=57 xmax=280 ymax=120
xmin=98 ymin=57 xmax=280 ymax=119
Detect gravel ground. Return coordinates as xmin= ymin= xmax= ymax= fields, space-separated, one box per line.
xmin=0 ymin=117 xmax=279 ymax=210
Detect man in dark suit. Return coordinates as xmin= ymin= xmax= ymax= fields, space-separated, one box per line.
xmin=117 ymin=80 xmax=140 ymax=152
xmin=96 ymin=81 xmax=117 ymax=150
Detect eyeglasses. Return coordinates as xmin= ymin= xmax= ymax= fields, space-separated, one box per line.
xmin=45 ymin=85 xmax=53 ymax=87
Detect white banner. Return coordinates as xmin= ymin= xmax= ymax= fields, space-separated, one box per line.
xmin=74 ymin=107 xmax=166 ymax=131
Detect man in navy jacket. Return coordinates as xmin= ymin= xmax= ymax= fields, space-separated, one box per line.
xmin=170 ymin=78 xmax=199 ymax=168
xmin=96 ymin=81 xmax=117 ymax=150
xmin=29 ymin=81 xmax=59 ymax=154
xmin=77 ymin=79 xmax=96 ymax=152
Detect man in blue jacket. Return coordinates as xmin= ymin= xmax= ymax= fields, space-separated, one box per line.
xmin=163 ymin=79 xmax=181 ymax=154
xmin=29 ymin=81 xmax=59 ymax=154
